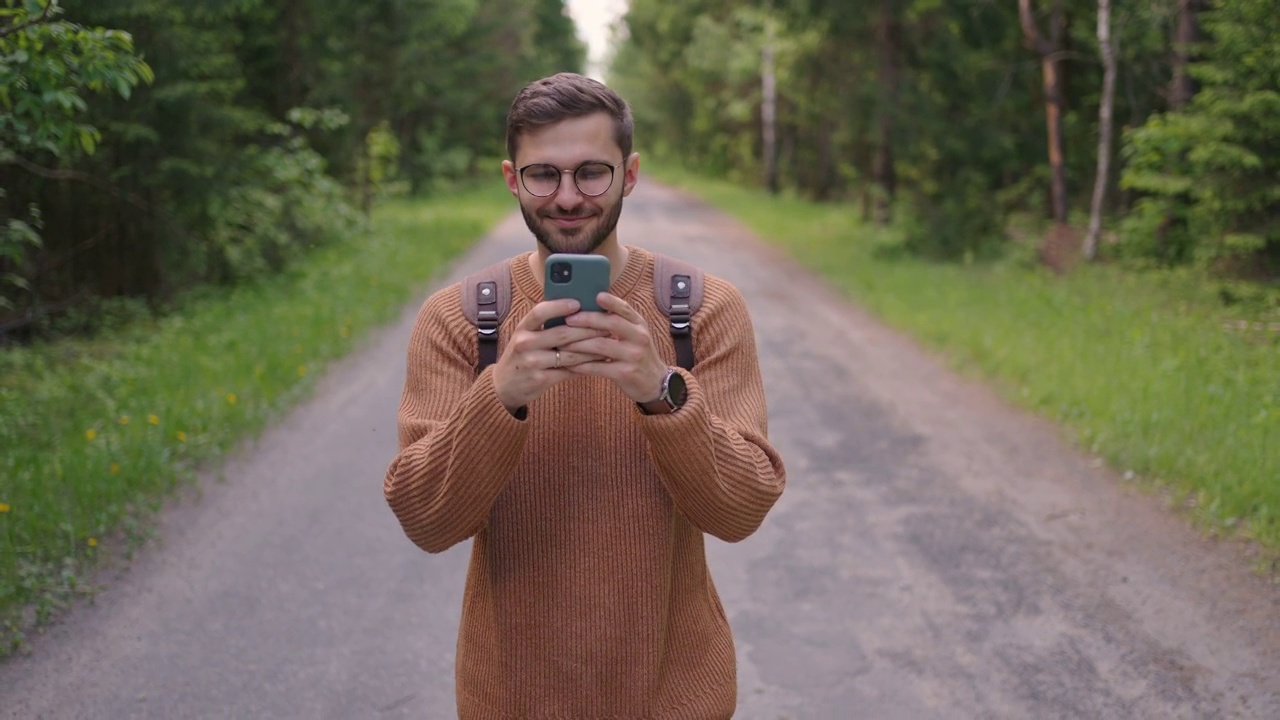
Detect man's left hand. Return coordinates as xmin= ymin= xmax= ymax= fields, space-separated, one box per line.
xmin=559 ymin=292 xmax=667 ymax=404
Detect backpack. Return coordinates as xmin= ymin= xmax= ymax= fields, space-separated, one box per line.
xmin=461 ymin=252 xmax=704 ymax=375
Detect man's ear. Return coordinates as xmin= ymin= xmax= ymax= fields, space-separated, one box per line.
xmin=621 ymin=153 xmax=641 ymax=197
xmin=502 ymin=160 xmax=519 ymax=197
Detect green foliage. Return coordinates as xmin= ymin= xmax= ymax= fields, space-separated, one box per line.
xmin=0 ymin=0 xmax=153 ymax=158
xmin=364 ymin=120 xmax=403 ymax=196
xmin=1 ymin=0 xmax=583 ymax=335
xmin=200 ymin=118 xmax=363 ymax=282
xmin=1122 ymin=0 xmax=1280 ymax=273
xmin=0 ymin=0 xmax=153 ymax=312
xmin=0 ymin=194 xmax=40 ymax=311
xmin=531 ymin=0 xmax=586 ymax=76
xmin=897 ymin=169 xmax=1007 ymax=261
xmin=0 ymin=184 xmax=512 ymax=656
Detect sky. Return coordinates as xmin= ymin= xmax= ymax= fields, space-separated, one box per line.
xmin=565 ymin=0 xmax=629 ymax=80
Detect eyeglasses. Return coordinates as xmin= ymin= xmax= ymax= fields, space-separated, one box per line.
xmin=517 ymin=162 xmax=622 ymax=198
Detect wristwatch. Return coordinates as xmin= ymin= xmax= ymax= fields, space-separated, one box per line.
xmin=642 ymin=367 xmax=687 ymax=414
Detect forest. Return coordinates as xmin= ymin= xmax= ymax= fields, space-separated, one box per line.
xmin=0 ymin=0 xmax=1277 ymax=655
xmin=1 ymin=0 xmax=583 ymax=334
xmin=613 ymin=0 xmax=1277 ymax=279
xmin=2 ymin=0 xmax=1277 ymax=331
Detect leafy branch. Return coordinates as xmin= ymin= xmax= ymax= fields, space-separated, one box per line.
xmin=0 ymin=0 xmax=57 ymax=41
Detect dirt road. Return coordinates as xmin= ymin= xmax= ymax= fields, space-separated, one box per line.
xmin=2 ymin=182 xmax=1277 ymax=719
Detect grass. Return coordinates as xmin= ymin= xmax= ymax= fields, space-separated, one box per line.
xmin=651 ymin=165 xmax=1279 ymax=562
xmin=0 ymin=184 xmax=513 ymax=655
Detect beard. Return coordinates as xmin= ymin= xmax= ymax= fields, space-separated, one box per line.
xmin=521 ymin=196 xmax=624 ymax=255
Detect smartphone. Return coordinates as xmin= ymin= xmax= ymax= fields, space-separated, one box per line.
xmin=543 ymin=253 xmax=610 ymax=328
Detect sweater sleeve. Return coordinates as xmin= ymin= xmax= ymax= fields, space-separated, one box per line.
xmin=637 ymin=278 xmax=786 ymax=542
xmin=383 ymin=285 xmax=529 ymax=553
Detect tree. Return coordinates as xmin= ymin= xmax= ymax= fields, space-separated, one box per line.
xmin=761 ymin=17 xmax=778 ymax=194
xmin=1122 ymin=0 xmax=1280 ymax=273
xmin=871 ymin=0 xmax=899 ymax=224
xmin=0 ymin=0 xmax=152 ymax=314
xmin=1084 ymin=0 xmax=1116 ymax=260
xmin=532 ymin=0 xmax=586 ymax=76
xmin=1018 ymin=0 xmax=1070 ymax=227
xmin=1169 ymin=0 xmax=1207 ymax=111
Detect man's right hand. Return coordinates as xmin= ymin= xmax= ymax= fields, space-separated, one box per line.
xmin=492 ymin=299 xmax=609 ymax=414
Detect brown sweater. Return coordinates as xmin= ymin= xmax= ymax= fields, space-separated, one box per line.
xmin=384 ymin=246 xmax=786 ymax=719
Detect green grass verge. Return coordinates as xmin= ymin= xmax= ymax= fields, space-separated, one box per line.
xmin=0 ymin=185 xmax=512 ymax=655
xmin=652 ymin=165 xmax=1279 ymax=559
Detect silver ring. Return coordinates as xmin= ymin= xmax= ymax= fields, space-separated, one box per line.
xmin=554 ymin=350 xmax=561 ymax=369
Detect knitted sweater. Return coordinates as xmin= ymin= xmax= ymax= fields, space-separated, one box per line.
xmin=384 ymin=246 xmax=786 ymax=719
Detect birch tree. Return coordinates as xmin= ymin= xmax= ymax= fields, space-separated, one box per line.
xmin=1084 ymin=0 xmax=1116 ymax=260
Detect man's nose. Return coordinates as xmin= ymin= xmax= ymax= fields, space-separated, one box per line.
xmin=552 ymin=170 xmax=585 ymax=206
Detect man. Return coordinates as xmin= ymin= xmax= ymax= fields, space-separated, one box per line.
xmin=383 ymin=72 xmax=786 ymax=719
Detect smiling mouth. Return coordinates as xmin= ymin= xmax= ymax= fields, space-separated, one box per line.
xmin=547 ymin=214 xmax=592 ymax=226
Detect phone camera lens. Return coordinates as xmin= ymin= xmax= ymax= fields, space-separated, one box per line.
xmin=550 ymin=262 xmax=572 ymax=284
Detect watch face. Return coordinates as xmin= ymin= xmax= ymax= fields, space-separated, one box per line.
xmin=666 ymin=370 xmax=687 ymax=407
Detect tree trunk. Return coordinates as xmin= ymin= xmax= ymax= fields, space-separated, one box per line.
xmin=1018 ymin=0 xmax=1069 ymax=226
xmin=872 ymin=0 xmax=899 ymax=225
xmin=1159 ymin=0 xmax=1205 ymax=257
xmin=1170 ymin=0 xmax=1205 ymax=110
xmin=1085 ymin=0 xmax=1116 ymax=260
xmin=761 ymin=22 xmax=779 ymax=195
xmin=281 ymin=0 xmax=308 ymax=112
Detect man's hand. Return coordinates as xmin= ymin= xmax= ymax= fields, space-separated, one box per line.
xmin=560 ymin=293 xmax=668 ymax=404
xmin=492 ymin=299 xmax=609 ymax=414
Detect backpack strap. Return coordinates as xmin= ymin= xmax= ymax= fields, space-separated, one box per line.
xmin=651 ymin=252 xmax=704 ymax=371
xmin=461 ymin=258 xmax=513 ymax=375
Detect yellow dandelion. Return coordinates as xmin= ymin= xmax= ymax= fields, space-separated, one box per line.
xmin=226 ymin=393 xmax=237 ymax=405
xmin=0 ymin=502 xmax=10 ymax=513
xmin=119 ymin=415 xmax=130 ymax=425
xmin=110 ymin=463 xmax=121 ymax=475
xmin=175 ymin=431 xmax=188 ymax=442
xmin=87 ymin=537 xmax=98 ymax=548
xmin=340 ymin=326 xmax=350 ymax=338
xmin=148 ymin=414 xmax=160 ymax=425
xmin=297 ymin=365 xmax=307 ymax=377
xmin=85 ymin=428 xmax=97 ymax=441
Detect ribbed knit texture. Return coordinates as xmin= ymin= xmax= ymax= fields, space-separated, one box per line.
xmin=384 ymin=246 xmax=786 ymax=719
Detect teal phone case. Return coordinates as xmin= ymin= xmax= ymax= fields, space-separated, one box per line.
xmin=543 ymin=253 xmax=611 ymax=327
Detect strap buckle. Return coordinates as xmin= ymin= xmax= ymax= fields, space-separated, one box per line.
xmin=477 ymin=309 xmax=499 ymax=338
xmin=668 ymin=303 xmax=691 ymax=336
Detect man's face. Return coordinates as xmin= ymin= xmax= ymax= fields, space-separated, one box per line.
xmin=503 ymin=113 xmax=638 ymax=255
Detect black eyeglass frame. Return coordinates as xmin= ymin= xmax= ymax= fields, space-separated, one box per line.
xmin=516 ymin=161 xmax=625 ymax=198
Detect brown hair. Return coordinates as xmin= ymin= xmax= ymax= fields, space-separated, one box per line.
xmin=505 ymin=73 xmax=634 ymax=162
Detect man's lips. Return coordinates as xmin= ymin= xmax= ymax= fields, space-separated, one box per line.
xmin=546 ymin=214 xmax=592 ymax=228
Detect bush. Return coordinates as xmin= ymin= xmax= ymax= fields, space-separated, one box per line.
xmin=899 ymin=171 xmax=1008 ymax=261
xmin=201 ymin=124 xmax=362 ymax=283
xmin=1120 ymin=0 xmax=1280 ymax=276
